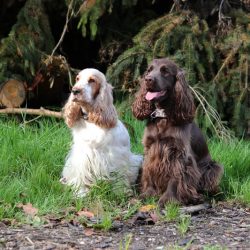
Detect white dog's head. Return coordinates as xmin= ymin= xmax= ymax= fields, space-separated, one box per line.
xmin=63 ymin=68 xmax=117 ymax=128
xmin=71 ymin=68 xmax=106 ymax=105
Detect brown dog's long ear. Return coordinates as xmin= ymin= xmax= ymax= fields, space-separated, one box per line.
xmin=132 ymin=79 xmax=154 ymax=120
xmin=173 ymin=70 xmax=195 ymax=124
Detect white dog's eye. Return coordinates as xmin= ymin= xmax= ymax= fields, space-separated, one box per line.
xmin=76 ymin=75 xmax=80 ymax=82
xmin=88 ymin=77 xmax=96 ymax=84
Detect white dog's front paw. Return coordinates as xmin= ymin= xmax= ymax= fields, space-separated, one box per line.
xmin=60 ymin=177 xmax=67 ymax=184
xmin=75 ymin=188 xmax=88 ymax=198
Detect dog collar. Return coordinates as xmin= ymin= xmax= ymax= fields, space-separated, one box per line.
xmin=150 ymin=108 xmax=167 ymax=119
xmin=80 ymin=108 xmax=89 ymax=120
xmin=82 ymin=112 xmax=88 ymax=120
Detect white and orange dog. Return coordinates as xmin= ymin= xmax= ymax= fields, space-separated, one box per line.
xmin=60 ymin=68 xmax=142 ymax=196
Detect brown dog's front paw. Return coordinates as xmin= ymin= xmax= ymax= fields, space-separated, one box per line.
xmin=139 ymin=187 xmax=157 ymax=200
xmin=158 ymin=194 xmax=179 ymax=208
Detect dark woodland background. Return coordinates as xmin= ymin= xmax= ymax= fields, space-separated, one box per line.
xmin=0 ymin=0 xmax=249 ymax=138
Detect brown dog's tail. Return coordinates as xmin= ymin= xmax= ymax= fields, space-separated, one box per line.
xmin=198 ymin=161 xmax=224 ymax=194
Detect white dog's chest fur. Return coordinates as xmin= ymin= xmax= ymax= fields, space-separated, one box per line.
xmin=72 ymin=119 xmax=129 ymax=148
xmin=62 ymin=119 xmax=142 ymax=196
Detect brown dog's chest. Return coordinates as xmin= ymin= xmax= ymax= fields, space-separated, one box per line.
xmin=143 ymin=119 xmax=173 ymax=148
xmin=142 ymin=119 xmax=190 ymax=194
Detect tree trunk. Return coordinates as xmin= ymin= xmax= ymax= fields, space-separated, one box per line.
xmin=0 ymin=79 xmax=26 ymax=107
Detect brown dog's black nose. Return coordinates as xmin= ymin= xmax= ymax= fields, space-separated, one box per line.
xmin=72 ymin=89 xmax=81 ymax=95
xmin=145 ymin=75 xmax=155 ymax=88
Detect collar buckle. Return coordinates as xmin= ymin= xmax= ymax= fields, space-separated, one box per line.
xmin=150 ymin=108 xmax=167 ymax=119
xmin=80 ymin=108 xmax=88 ymax=120
xmin=82 ymin=112 xmax=88 ymax=120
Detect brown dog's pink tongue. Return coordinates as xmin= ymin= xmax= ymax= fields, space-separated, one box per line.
xmin=145 ymin=91 xmax=166 ymax=101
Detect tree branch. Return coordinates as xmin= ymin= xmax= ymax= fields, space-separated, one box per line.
xmin=50 ymin=0 xmax=74 ymax=57
xmin=0 ymin=108 xmax=63 ymax=119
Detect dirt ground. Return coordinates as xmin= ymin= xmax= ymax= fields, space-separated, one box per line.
xmin=0 ymin=202 xmax=249 ymax=250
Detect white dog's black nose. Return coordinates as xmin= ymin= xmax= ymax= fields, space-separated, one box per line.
xmin=72 ymin=89 xmax=81 ymax=95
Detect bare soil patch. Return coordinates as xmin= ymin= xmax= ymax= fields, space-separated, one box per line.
xmin=0 ymin=202 xmax=249 ymax=249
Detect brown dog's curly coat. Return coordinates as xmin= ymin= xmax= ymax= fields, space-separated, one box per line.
xmin=132 ymin=58 xmax=223 ymax=207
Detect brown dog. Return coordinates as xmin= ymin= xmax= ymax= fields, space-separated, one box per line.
xmin=132 ymin=58 xmax=223 ymax=207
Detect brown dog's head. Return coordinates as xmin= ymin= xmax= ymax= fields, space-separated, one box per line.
xmin=132 ymin=58 xmax=195 ymax=124
xmin=144 ymin=58 xmax=178 ymax=102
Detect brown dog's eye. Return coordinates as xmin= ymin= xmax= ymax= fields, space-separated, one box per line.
xmin=160 ymin=66 xmax=169 ymax=75
xmin=147 ymin=65 xmax=153 ymax=73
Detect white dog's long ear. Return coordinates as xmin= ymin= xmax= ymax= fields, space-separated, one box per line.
xmin=62 ymin=94 xmax=82 ymax=128
xmin=88 ymin=82 xmax=118 ymax=129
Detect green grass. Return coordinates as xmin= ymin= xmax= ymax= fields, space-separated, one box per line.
xmin=0 ymin=108 xmax=249 ymax=224
xmin=203 ymin=245 xmax=228 ymax=250
xmin=119 ymin=233 xmax=133 ymax=250
xmin=177 ymin=215 xmax=191 ymax=236
xmin=164 ymin=202 xmax=180 ymax=222
xmin=0 ymin=118 xmax=74 ymax=219
xmin=208 ymin=139 xmax=250 ymax=203
xmin=163 ymin=205 xmax=197 ymax=237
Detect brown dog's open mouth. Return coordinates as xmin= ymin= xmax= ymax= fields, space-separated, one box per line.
xmin=145 ymin=90 xmax=166 ymax=101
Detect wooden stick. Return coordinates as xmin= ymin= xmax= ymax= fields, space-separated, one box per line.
xmin=0 ymin=108 xmax=63 ymax=119
xmin=180 ymin=203 xmax=211 ymax=214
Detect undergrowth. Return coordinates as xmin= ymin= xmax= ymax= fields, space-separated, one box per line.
xmin=0 ymin=108 xmax=249 ymax=224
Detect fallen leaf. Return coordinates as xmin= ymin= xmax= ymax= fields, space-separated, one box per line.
xmin=69 ymin=219 xmax=80 ymax=227
xmin=84 ymin=228 xmax=94 ymax=236
xmin=149 ymin=212 xmax=159 ymax=223
xmin=139 ymin=204 xmax=156 ymax=212
xmin=129 ymin=211 xmax=156 ymax=226
xmin=77 ymin=210 xmax=94 ymax=218
xmin=129 ymin=198 xmax=140 ymax=205
xmin=16 ymin=203 xmax=24 ymax=208
xmin=17 ymin=203 xmax=38 ymax=217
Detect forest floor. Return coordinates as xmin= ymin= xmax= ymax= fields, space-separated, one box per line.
xmin=0 ymin=202 xmax=249 ymax=250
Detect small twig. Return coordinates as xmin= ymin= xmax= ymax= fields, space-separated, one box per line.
xmin=218 ymin=0 xmax=225 ymax=22
xmin=48 ymin=1 xmax=78 ymax=87
xmin=169 ymin=2 xmax=176 ymax=13
xmin=0 ymin=108 xmax=63 ymax=119
xmin=25 ymin=236 xmax=34 ymax=246
xmin=245 ymin=58 xmax=248 ymax=89
xmin=213 ymin=42 xmax=241 ymax=82
xmin=50 ymin=0 xmax=74 ymax=57
xmin=189 ymin=86 xmax=232 ymax=140
xmin=23 ymin=115 xmax=42 ymax=125
xmin=217 ymin=0 xmax=232 ymax=35
xmin=180 ymin=203 xmax=211 ymax=214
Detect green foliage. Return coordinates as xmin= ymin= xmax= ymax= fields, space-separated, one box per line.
xmin=76 ymin=0 xmax=139 ymax=40
xmin=0 ymin=0 xmax=54 ymax=84
xmin=107 ymin=10 xmax=250 ymax=138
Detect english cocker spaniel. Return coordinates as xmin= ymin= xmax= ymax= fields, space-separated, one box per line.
xmin=132 ymin=58 xmax=223 ymax=207
xmin=61 ymin=68 xmax=142 ymax=196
